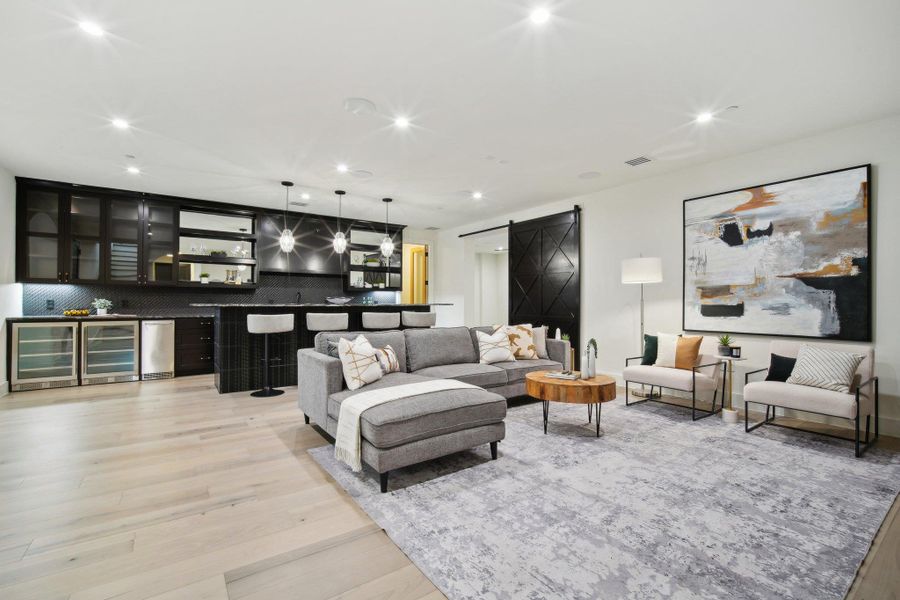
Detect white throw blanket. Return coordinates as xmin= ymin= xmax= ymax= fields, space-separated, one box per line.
xmin=335 ymin=379 xmax=479 ymax=472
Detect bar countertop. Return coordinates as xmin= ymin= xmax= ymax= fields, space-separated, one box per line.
xmin=189 ymin=302 xmax=453 ymax=308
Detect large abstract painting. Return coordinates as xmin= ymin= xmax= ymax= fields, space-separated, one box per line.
xmin=683 ymin=165 xmax=871 ymax=341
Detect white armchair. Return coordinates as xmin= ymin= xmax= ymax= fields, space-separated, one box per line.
xmin=743 ymin=341 xmax=878 ymax=457
xmin=623 ymin=353 xmax=726 ymax=421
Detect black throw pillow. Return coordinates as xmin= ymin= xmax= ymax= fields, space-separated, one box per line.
xmin=765 ymin=353 xmax=797 ymax=382
xmin=641 ymin=334 xmax=658 ymax=365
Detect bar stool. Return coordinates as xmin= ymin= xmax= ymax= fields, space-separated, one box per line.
xmin=401 ymin=311 xmax=436 ymax=328
xmin=362 ymin=312 xmax=401 ymax=330
xmin=306 ymin=313 xmax=349 ymax=332
xmin=247 ymin=314 xmax=294 ymax=397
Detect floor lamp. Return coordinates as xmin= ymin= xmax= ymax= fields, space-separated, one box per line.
xmin=622 ymin=257 xmax=663 ymax=398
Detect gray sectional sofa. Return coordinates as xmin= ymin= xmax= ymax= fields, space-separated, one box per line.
xmin=298 ymin=326 xmax=570 ymax=492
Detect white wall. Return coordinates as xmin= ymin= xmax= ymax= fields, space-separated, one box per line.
xmin=0 ymin=165 xmax=22 ymax=396
xmin=432 ymin=115 xmax=900 ymax=435
xmin=476 ymin=252 xmax=508 ymax=326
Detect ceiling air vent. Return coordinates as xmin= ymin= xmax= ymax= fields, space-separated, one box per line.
xmin=289 ymin=200 xmax=308 ymax=207
xmin=425 ymin=226 xmax=440 ymax=231
xmin=625 ymin=156 xmax=651 ymax=166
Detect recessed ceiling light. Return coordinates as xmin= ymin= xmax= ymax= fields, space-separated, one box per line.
xmin=78 ymin=21 xmax=105 ymax=37
xmin=529 ymin=8 xmax=551 ymax=25
xmin=126 ymin=166 xmax=140 ymax=175
xmin=393 ymin=116 xmax=410 ymax=129
xmin=111 ymin=118 xmax=130 ymax=130
xmin=343 ymin=97 xmax=377 ymax=116
xmin=695 ymin=112 xmax=713 ymax=123
xmin=336 ymin=163 xmax=349 ymax=173
xmin=472 ymin=191 xmax=483 ymax=200
xmin=300 ymin=192 xmax=310 ymax=200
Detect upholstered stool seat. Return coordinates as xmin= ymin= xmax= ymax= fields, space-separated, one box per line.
xmin=306 ymin=313 xmax=349 ymax=332
xmin=362 ymin=312 xmax=401 ymax=330
xmin=401 ymin=311 xmax=436 ymax=328
xmin=248 ymin=313 xmax=294 ymax=397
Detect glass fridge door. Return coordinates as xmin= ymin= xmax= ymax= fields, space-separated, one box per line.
xmin=11 ymin=322 xmax=79 ymax=391
xmin=81 ymin=321 xmax=140 ymax=384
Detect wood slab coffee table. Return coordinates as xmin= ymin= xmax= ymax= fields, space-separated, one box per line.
xmin=525 ymin=371 xmax=617 ymax=437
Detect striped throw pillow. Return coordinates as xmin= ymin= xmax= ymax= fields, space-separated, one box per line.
xmin=786 ymin=345 xmax=864 ymax=394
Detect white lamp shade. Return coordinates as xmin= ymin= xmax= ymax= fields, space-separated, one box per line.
xmin=621 ymin=257 xmax=663 ymax=284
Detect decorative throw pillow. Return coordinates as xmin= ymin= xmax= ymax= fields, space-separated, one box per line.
xmin=374 ymin=344 xmax=400 ymax=374
xmin=786 ymin=345 xmax=864 ymax=393
xmin=492 ymin=324 xmax=537 ymax=360
xmin=641 ymin=334 xmax=658 ymax=365
xmin=765 ymin=354 xmax=797 ymax=382
xmin=532 ymin=325 xmax=549 ymax=359
xmin=337 ymin=335 xmax=383 ymax=391
xmin=476 ymin=330 xmax=516 ymax=364
xmin=654 ymin=333 xmax=702 ymax=370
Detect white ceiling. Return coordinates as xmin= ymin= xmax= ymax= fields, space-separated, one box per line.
xmin=1 ymin=1 xmax=898 ymax=228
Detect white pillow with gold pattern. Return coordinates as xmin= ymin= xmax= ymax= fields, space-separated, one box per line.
xmin=493 ymin=324 xmax=538 ymax=360
xmin=337 ymin=335 xmax=383 ymax=390
xmin=476 ymin=330 xmax=516 ymax=364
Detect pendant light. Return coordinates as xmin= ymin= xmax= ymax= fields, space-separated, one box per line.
xmin=380 ymin=198 xmax=395 ymax=258
xmin=278 ymin=181 xmax=295 ymax=254
xmin=332 ymin=190 xmax=347 ymax=254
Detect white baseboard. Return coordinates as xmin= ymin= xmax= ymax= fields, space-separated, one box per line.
xmin=0 ymin=380 xmax=8 ymax=398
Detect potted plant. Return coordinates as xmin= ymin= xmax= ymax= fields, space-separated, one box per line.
xmin=200 ymin=272 xmax=210 ymax=284
xmin=717 ymin=334 xmax=733 ymax=356
xmin=91 ymin=298 xmax=113 ymax=316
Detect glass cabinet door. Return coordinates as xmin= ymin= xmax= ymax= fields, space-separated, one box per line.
xmin=81 ymin=322 xmax=139 ymax=383
xmin=108 ymin=198 xmax=142 ymax=283
xmin=23 ymin=189 xmax=62 ymax=281
xmin=144 ymin=201 xmax=177 ymax=284
xmin=11 ymin=323 xmax=78 ymax=390
xmin=68 ymin=195 xmax=104 ymax=283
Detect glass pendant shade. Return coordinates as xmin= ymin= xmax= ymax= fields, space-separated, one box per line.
xmin=279 ymin=181 xmax=295 ymax=254
xmin=279 ymin=229 xmax=295 ymax=253
xmin=380 ymin=197 xmax=394 ymax=258
xmin=332 ymin=230 xmax=347 ymax=253
xmin=380 ymin=236 xmax=394 ymax=258
xmin=332 ymin=190 xmax=347 ymax=254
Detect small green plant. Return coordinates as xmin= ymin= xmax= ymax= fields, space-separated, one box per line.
xmin=587 ymin=338 xmax=598 ymax=358
xmin=717 ymin=334 xmax=733 ymax=346
xmin=200 ymin=272 xmax=210 ymax=278
xmin=561 ymin=333 xmax=570 ymax=341
xmin=209 ymin=250 xmax=228 ymax=257
xmin=91 ymin=298 xmax=113 ymax=310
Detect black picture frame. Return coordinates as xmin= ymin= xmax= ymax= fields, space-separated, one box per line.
xmin=682 ymin=164 xmax=872 ymax=342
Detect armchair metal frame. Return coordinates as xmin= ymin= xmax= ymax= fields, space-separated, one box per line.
xmin=744 ymin=368 xmax=880 ymax=458
xmin=624 ymin=356 xmax=726 ymax=421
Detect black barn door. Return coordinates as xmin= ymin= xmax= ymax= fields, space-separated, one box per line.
xmin=508 ymin=208 xmax=580 ymax=366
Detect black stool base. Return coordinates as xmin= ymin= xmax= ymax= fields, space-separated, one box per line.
xmin=251 ymin=388 xmax=284 ymax=397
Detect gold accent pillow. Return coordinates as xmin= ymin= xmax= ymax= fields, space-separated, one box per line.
xmin=493 ymin=324 xmax=538 ymax=360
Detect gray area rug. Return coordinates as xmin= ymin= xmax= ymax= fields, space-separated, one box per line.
xmin=309 ymin=400 xmax=900 ymax=599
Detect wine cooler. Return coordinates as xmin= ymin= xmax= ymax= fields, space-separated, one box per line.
xmin=81 ymin=321 xmax=140 ymax=385
xmin=11 ymin=322 xmax=79 ymax=392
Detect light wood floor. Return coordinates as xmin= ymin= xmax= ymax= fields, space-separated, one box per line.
xmin=0 ymin=377 xmax=896 ymax=599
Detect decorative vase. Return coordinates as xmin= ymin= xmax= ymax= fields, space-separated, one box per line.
xmin=587 ymin=353 xmax=596 ymax=378
xmin=96 ymin=308 xmax=107 ymax=316
xmin=581 ymin=349 xmax=592 ymax=379
xmin=200 ymin=277 xmax=209 ymax=284
xmin=718 ymin=345 xmax=731 ymax=357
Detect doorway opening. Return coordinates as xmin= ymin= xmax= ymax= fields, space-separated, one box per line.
xmin=401 ymin=244 xmax=428 ymax=304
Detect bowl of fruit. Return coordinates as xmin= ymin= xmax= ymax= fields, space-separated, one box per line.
xmin=63 ymin=309 xmax=90 ymax=316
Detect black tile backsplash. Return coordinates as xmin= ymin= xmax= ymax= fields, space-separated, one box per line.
xmin=22 ymin=273 xmax=397 ymax=317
